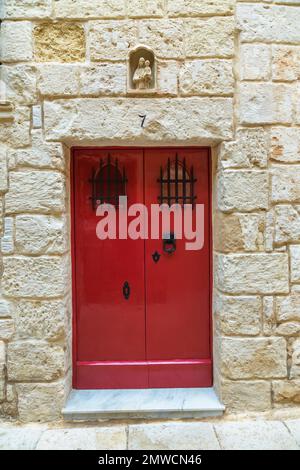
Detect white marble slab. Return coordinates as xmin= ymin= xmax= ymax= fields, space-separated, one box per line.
xmin=62 ymin=387 xmax=225 ymax=420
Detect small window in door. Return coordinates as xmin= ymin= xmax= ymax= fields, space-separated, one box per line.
xmin=157 ymin=154 xmax=197 ymax=207
xmin=89 ymin=154 xmax=127 ymax=209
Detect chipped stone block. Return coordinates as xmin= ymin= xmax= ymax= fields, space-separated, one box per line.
xmin=32 ymin=105 xmax=42 ymax=129
xmin=185 ymin=17 xmax=234 ymax=58
xmin=276 ymin=294 xmax=300 ymax=323
xmin=271 ymin=128 xmax=300 ymax=163
xmin=221 ymin=337 xmax=287 ymax=380
xmin=0 ymin=21 xmax=33 ymax=62
xmin=221 ymin=381 xmax=271 ymax=412
xmin=79 ymin=64 xmax=126 ymax=96
xmin=17 ymin=382 xmax=64 ymax=422
xmin=240 ymin=44 xmax=271 ymax=80
xmin=7 ymin=341 xmax=64 ymax=381
xmin=274 ymin=205 xmax=300 ymax=245
xmin=179 ymin=60 xmax=234 ymax=96
xmin=168 ymin=0 xmax=235 ymax=17
xmin=214 ymin=295 xmax=261 ymax=336
xmin=0 ymin=319 xmax=14 ymax=340
xmin=273 ymin=380 xmax=300 ymax=404
xmin=128 ymin=0 xmax=164 ymax=18
xmin=34 ymin=23 xmax=85 ymax=62
xmin=216 ymin=253 xmax=289 ymax=295
xmin=37 ymin=64 xmax=80 ymax=96
xmin=89 ymin=21 xmax=138 ymax=61
xmin=1 ymin=0 xmax=52 ymax=19
xmin=138 ymin=20 xmax=184 ymax=59
xmin=1 ymin=65 xmax=37 ymax=105
xmin=0 ymin=146 xmax=8 ymax=193
xmin=271 ymin=166 xmax=300 ymax=203
xmin=291 ymin=245 xmax=300 ymax=283
xmin=291 ymin=339 xmax=300 ymax=378
xmin=0 ymin=107 xmax=31 ymax=148
xmin=53 ymin=0 xmax=126 ymax=19
xmin=1 ymin=217 xmax=14 ymax=254
xmin=272 ymin=46 xmax=300 ymax=81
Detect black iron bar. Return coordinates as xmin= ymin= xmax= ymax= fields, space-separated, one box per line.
xmin=175 ymin=153 xmax=179 ymax=204
xmin=167 ymin=158 xmax=171 ymax=207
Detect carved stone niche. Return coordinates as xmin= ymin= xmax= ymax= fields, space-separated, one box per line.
xmin=127 ymin=46 xmax=157 ymax=94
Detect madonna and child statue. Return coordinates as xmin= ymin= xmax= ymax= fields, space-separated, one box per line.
xmin=132 ymin=57 xmax=153 ymax=90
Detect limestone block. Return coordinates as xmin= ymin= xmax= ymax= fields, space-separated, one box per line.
xmin=218 ymin=128 xmax=269 ymax=169
xmin=138 ymin=20 xmax=184 ymax=59
xmin=271 ymin=166 xmax=300 ymax=203
xmin=272 ymin=46 xmax=300 ymax=81
xmin=273 ymin=380 xmax=300 ymax=404
xmin=15 ymin=215 xmax=67 ymax=255
xmin=34 ymin=23 xmax=85 ymax=62
xmin=1 ymin=217 xmax=14 ymax=254
xmin=0 ymin=427 xmax=43 ymax=450
xmin=0 ymin=342 xmax=5 ymax=401
xmin=276 ymin=322 xmax=300 ymax=336
xmin=0 ymin=21 xmax=33 ymax=62
xmin=239 ymin=83 xmax=293 ymax=125
xmin=1 ymin=0 xmax=52 ymax=19
xmin=1 ymin=65 xmax=37 ymax=105
xmin=17 ymin=381 xmax=64 ymax=422
xmin=215 ymin=295 xmax=261 ymax=336
xmin=0 ymin=146 xmax=8 ymax=193
xmin=7 ymin=341 xmax=64 ymax=381
xmin=11 ymin=130 xmax=65 ymax=170
xmin=128 ymin=422 xmax=220 ymax=450
xmin=237 ymin=4 xmax=300 ymax=43
xmin=167 ymin=0 xmax=235 ymax=16
xmin=128 ymin=1 xmax=164 ymax=18
xmin=214 ymin=212 xmax=265 ymax=253
xmin=179 ymin=60 xmax=234 ymax=96
xmin=44 ymin=98 xmax=233 ymax=145
xmin=53 ymin=0 xmax=125 ymax=18
xmin=291 ymin=339 xmax=300 ymax=378
xmin=5 ymin=170 xmax=65 ymax=214
xmin=96 ymin=427 xmax=127 ymax=450
xmin=216 ymin=253 xmax=289 ymax=294
xmin=240 ymin=44 xmax=271 ymax=80
xmin=79 ymin=64 xmax=126 ymax=96
xmin=37 ymin=64 xmax=80 ymax=96
xmin=89 ymin=21 xmax=138 ymax=61
xmin=0 ymin=319 xmax=14 ymax=340
xmin=0 ymin=199 xmax=4 ymax=236
xmin=36 ymin=428 xmax=97 ymax=450
xmin=291 ymin=245 xmax=300 ymax=283
xmin=0 ymin=300 xmax=11 ymax=317
xmin=296 ymin=83 xmax=300 ymax=124
xmin=0 ymin=107 xmax=31 ymax=148
xmin=157 ymin=61 xmax=178 ymax=96
xmin=2 ymin=256 xmax=67 ymax=298
xmin=32 ymin=105 xmax=42 ymax=129
xmin=185 ymin=17 xmax=234 ymax=58
xmin=274 ymin=205 xmax=300 ymax=245
xmin=220 ymin=337 xmax=287 ymax=380
xmin=276 ymin=294 xmax=300 ymax=323
xmin=271 ymin=128 xmax=300 ymax=163
xmin=221 ymin=381 xmax=271 ymax=412
xmin=217 ymin=171 xmax=268 ymax=212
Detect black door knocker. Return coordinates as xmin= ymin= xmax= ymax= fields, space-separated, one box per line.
xmin=123 ymin=281 xmax=130 ymax=300
xmin=152 ymin=251 xmax=161 ymax=263
xmin=163 ymin=232 xmax=176 ymax=254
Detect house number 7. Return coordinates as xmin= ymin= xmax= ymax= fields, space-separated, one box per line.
xmin=139 ymin=114 xmax=147 ymax=128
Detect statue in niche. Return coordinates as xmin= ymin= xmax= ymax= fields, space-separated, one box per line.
xmin=133 ymin=57 xmax=153 ymax=90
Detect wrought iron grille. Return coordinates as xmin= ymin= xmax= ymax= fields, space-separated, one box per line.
xmin=157 ymin=154 xmax=197 ymax=207
xmin=89 ymin=154 xmax=127 ymax=209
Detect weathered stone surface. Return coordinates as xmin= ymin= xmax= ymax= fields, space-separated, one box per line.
xmin=157 ymin=61 xmax=178 ymax=96
xmin=221 ymin=337 xmax=287 ymax=380
xmin=138 ymin=20 xmax=184 ymax=59
xmin=0 ymin=320 xmax=14 ymax=340
xmin=271 ymin=128 xmax=300 ymax=163
xmin=271 ymin=166 xmax=300 ymax=203
xmin=276 ymin=322 xmax=300 ymax=336
xmin=0 ymin=427 xmax=43 ymax=450
xmin=0 ymin=107 xmax=31 ymax=148
xmin=215 ymin=420 xmax=299 ymax=450
xmin=11 ymin=130 xmax=64 ymax=170
xmin=237 ymin=4 xmax=300 ymax=43
xmin=290 ymin=245 xmax=300 ymax=283
xmin=44 ymin=98 xmax=233 ymax=145
xmin=2 ymin=256 xmax=67 ymax=298
xmin=0 ymin=146 xmax=8 ymax=193
xmin=128 ymin=0 xmax=164 ymax=18
xmin=34 ymin=23 xmax=85 ymax=62
xmin=185 ymin=17 xmax=234 ymax=58
xmin=0 ymin=342 xmax=5 ymax=401
xmin=0 ymin=21 xmax=33 ymax=62
xmin=0 ymin=300 xmax=11 ymax=318
xmin=291 ymin=338 xmax=300 ymax=378
xmin=2 ymin=65 xmax=37 ymax=105
xmin=15 ymin=215 xmax=67 ymax=255
xmin=168 ymin=0 xmax=235 ymax=16
xmin=221 ymin=381 xmax=271 ymax=412
xmin=179 ymin=60 xmax=234 ymax=96
xmin=240 ymin=44 xmax=271 ymax=80
xmin=274 ymin=205 xmax=300 ymax=245
xmin=273 ymin=380 xmax=300 ymax=404
xmin=7 ymin=341 xmax=64 ymax=381
xmin=96 ymin=427 xmax=127 ymax=450
xmin=128 ymin=422 xmax=220 ymax=450
xmin=37 ymin=64 xmax=80 ymax=96
xmin=5 ymin=170 xmax=65 ymax=214
xmin=89 ymin=21 xmax=138 ymax=61
xmin=276 ymin=294 xmax=300 ymax=323
xmin=285 ymin=420 xmax=300 ymax=448
xmin=216 ymin=254 xmax=289 ymax=294
xmin=32 ymin=105 xmax=42 ymax=129
xmin=36 ymin=428 xmax=97 ymax=450
xmin=54 ymin=0 xmax=125 ymax=18
xmin=17 ymin=382 xmax=64 ymax=422
xmin=79 ymin=64 xmax=126 ymax=96
xmin=214 ymin=295 xmax=261 ymax=336
xmin=215 ymin=213 xmax=265 ymax=253
xmin=1 ymin=216 xmax=14 ymax=255
xmin=14 ymin=300 xmax=65 ymax=341
xmin=217 ymin=171 xmax=268 ymax=212
xmin=272 ymin=46 xmax=300 ymax=81
xmin=1 ymin=0 xmax=52 ymax=19
xmin=239 ymin=83 xmax=293 ymax=125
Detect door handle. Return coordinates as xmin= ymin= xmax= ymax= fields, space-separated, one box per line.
xmin=163 ymin=232 xmax=176 ymax=254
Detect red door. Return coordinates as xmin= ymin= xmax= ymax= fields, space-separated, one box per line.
xmin=72 ymin=148 xmax=212 ymax=389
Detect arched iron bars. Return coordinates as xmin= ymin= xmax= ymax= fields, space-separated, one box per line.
xmin=89 ymin=154 xmax=127 ymax=210
xmin=157 ymin=154 xmax=197 ymax=208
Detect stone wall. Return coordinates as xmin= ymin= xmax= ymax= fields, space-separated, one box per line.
xmin=0 ymin=0 xmax=299 ymax=422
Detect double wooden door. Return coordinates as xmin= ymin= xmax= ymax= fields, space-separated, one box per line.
xmin=72 ymin=148 xmax=211 ymax=389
